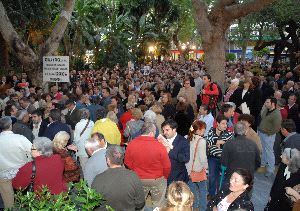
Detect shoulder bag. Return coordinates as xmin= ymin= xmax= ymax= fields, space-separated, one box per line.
xmin=190 ymin=139 xmax=207 ymax=182
xmin=80 ymin=119 xmax=90 ymax=136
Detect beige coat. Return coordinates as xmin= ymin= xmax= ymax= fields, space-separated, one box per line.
xmin=178 ymin=87 xmax=197 ymax=111
xmin=246 ymin=128 xmax=262 ymax=154
xmin=156 ymin=114 xmax=165 ymax=134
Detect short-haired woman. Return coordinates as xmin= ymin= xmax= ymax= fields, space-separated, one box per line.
xmin=12 ymin=137 xmax=67 ymax=194
xmin=53 ymin=131 xmax=80 ymax=183
xmin=124 ymin=108 xmax=144 ymax=142
xmin=267 ymin=148 xmax=300 ymax=211
xmin=207 ymin=168 xmax=254 ymax=210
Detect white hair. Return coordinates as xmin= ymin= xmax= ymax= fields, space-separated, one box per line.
xmin=144 ymin=110 xmax=156 ymax=123
xmin=16 ymin=110 xmax=28 ymax=121
xmin=283 ymin=148 xmax=300 ymax=173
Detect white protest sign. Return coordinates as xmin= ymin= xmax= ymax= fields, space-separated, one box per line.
xmin=43 ymin=56 xmax=70 ymax=82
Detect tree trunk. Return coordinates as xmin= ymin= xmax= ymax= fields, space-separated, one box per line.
xmin=272 ymin=42 xmax=285 ymax=68
xmin=203 ymin=34 xmax=226 ymax=84
xmin=191 ymin=0 xmax=276 ymax=84
xmin=0 ymin=32 xmax=10 ymax=70
xmin=241 ymin=41 xmax=247 ymax=61
xmin=0 ymin=0 xmax=74 ymax=86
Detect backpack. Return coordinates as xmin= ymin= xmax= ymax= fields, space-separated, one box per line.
xmin=210 ymin=82 xmax=223 ymax=102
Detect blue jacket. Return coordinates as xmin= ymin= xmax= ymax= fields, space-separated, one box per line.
xmin=167 ymin=134 xmax=190 ymax=185
xmin=43 ymin=121 xmax=71 ymax=142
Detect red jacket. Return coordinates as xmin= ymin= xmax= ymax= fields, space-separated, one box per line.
xmin=280 ymin=108 xmax=288 ymax=120
xmin=119 ymin=111 xmax=133 ymax=145
xmin=201 ymin=82 xmax=219 ymax=108
xmin=120 ymin=111 xmax=132 ymax=131
xmin=124 ymin=135 xmax=171 ymax=179
xmin=12 ymin=155 xmax=67 ymax=195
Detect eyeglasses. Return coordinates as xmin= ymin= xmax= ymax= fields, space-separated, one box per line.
xmin=31 ymin=148 xmax=37 ymax=151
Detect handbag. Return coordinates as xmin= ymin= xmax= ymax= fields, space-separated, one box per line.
xmin=190 ymin=139 xmax=207 ymax=182
xmin=24 ymin=159 xmax=36 ymax=193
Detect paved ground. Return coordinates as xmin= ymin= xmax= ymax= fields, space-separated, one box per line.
xmin=252 ymin=172 xmax=275 ymax=211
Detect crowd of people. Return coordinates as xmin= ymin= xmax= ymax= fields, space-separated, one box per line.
xmin=0 ymin=59 xmax=300 ymax=211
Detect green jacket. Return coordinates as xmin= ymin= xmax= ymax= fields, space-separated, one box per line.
xmin=258 ymin=108 xmax=282 ymax=135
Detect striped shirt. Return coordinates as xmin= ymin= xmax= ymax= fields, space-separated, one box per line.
xmin=206 ymin=128 xmax=233 ymax=158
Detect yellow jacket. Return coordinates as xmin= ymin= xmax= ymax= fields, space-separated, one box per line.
xmin=92 ymin=118 xmax=121 ymax=145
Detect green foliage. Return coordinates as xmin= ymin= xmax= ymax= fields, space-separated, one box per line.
xmin=10 ymin=179 xmax=112 ymax=211
xmin=253 ymin=47 xmax=270 ymax=58
xmin=2 ymin=0 xmax=61 ymax=51
xmin=200 ymin=53 xmax=205 ymax=61
xmin=225 ymin=53 xmax=236 ymax=61
xmin=73 ymin=57 xmax=86 ymax=71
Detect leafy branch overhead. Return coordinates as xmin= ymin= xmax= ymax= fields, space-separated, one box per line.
xmin=190 ymin=0 xmax=276 ymax=84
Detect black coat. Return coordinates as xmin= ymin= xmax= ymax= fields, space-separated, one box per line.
xmin=65 ymin=108 xmax=81 ymax=130
xmin=250 ymin=87 xmax=263 ymax=117
xmin=162 ymin=104 xmax=176 ymax=120
xmin=287 ymin=104 xmax=300 ymax=133
xmin=30 ymin=120 xmax=48 ymax=137
xmin=175 ymin=111 xmax=191 ymax=136
xmin=229 ymin=88 xmax=254 ymax=114
xmin=268 ymin=163 xmax=300 ymax=211
xmin=207 ymin=186 xmax=254 ymax=211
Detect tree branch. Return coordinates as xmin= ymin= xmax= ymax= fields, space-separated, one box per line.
xmin=40 ymin=0 xmax=75 ymax=56
xmin=191 ymin=0 xmax=212 ymax=42
xmin=215 ymin=0 xmax=237 ymax=9
xmin=226 ymin=0 xmax=276 ymax=21
xmin=254 ymin=40 xmax=278 ymax=51
xmin=0 ymin=1 xmax=37 ymax=68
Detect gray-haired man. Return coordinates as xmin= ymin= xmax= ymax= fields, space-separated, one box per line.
xmin=92 ymin=145 xmax=145 ymax=211
xmin=221 ymin=121 xmax=261 ymax=180
xmin=83 ymin=133 xmax=107 ymax=187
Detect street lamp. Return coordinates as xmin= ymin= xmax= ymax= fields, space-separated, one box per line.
xmin=148 ymin=46 xmax=155 ymax=53
xmin=148 ymin=46 xmax=155 ymax=68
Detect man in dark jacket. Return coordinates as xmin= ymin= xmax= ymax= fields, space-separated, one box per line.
xmin=43 ymin=109 xmax=71 ymax=141
xmin=221 ymin=121 xmax=261 ymax=180
xmin=65 ymin=99 xmax=81 ymax=130
xmin=12 ymin=110 xmax=34 ymax=142
xmin=285 ymin=94 xmax=300 ymax=133
xmin=160 ymin=119 xmax=190 ymax=185
xmin=30 ymin=109 xmax=48 ymax=138
xmin=280 ymin=119 xmax=300 ymax=151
